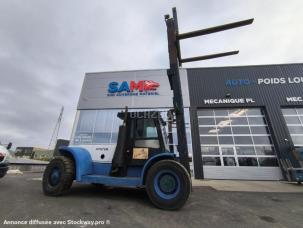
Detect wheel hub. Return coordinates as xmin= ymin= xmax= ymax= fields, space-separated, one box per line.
xmin=158 ymin=173 xmax=177 ymax=194
xmin=49 ymin=167 xmax=61 ymax=186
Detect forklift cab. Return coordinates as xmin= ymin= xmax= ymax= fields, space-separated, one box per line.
xmin=111 ymin=110 xmax=170 ymax=176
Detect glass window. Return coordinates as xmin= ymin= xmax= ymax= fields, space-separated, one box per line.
xmin=284 ymin=116 xmax=301 ymax=125
xmin=253 ymin=136 xmax=271 ymax=145
xmin=215 ymin=118 xmax=231 ymax=127
xmin=198 ymin=110 xmax=214 ymax=116
xmin=146 ymin=126 xmax=158 ymax=138
xmin=111 ymin=132 xmax=119 ymax=143
xmin=202 ymin=157 xmax=221 ymax=166
xmin=93 ymin=111 xmax=116 ymax=143
xmin=76 ymin=111 xmax=96 ymax=132
xmin=94 ymin=111 xmax=114 ymax=133
xmin=236 ymin=146 xmax=255 ymax=155
xmin=221 ymin=147 xmax=234 ymax=155
xmin=201 ymin=146 xmax=220 ymax=155
xmin=282 ymin=109 xmax=297 ymax=115
xmin=255 ymin=146 xmax=275 ymax=155
xmin=258 ymin=158 xmax=278 ymax=167
xmin=93 ymin=133 xmax=111 ymax=144
xmin=234 ymin=136 xmax=253 ymax=145
xmin=136 ymin=119 xmax=158 ymax=138
xmin=218 ymin=136 xmax=234 ymax=145
xmin=287 ymin=126 xmax=303 ymax=134
xmin=291 ymin=136 xmax=303 ymax=145
xmin=248 ymin=117 xmax=266 ymax=125
xmin=230 ymin=117 xmax=248 ymax=125
xmin=232 ymin=126 xmax=250 ymax=134
xmin=282 ymin=108 xmax=303 ymax=147
xmin=199 ymin=118 xmax=215 ymax=126
xmin=199 ymin=127 xmax=217 ymax=134
xmin=223 ymin=157 xmax=237 ymax=166
xmin=199 ymin=108 xmax=276 ymax=167
xmin=74 ymin=133 xmax=93 ymax=144
xmin=200 ymin=136 xmax=218 ymax=145
xmin=229 ymin=109 xmax=246 ymax=117
xmin=214 ymin=110 xmax=229 ymax=116
xmin=246 ymin=109 xmax=262 ymax=116
xmin=217 ymin=127 xmax=232 ymax=135
xmin=296 ymin=108 xmax=303 ymax=115
xmin=238 ymin=157 xmax=258 ymax=166
xmin=250 ymin=126 xmax=269 ymax=134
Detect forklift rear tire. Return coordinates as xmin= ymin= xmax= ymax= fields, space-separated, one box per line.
xmin=146 ymin=160 xmax=191 ymax=210
xmin=0 ymin=172 xmax=6 ymax=178
xmin=43 ymin=156 xmax=75 ymax=196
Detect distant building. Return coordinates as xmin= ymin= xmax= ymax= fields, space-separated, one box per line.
xmin=32 ymin=148 xmax=54 ymax=161
xmin=15 ymin=147 xmax=35 ymax=158
xmin=15 ymin=147 xmax=54 ymax=161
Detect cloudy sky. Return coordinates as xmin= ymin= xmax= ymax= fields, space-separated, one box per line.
xmin=0 ymin=0 xmax=302 ymax=149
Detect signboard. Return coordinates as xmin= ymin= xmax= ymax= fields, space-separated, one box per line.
xmin=77 ymin=69 xmax=190 ymax=109
xmin=226 ymin=77 xmax=303 ymax=87
xmin=107 ymin=80 xmax=160 ymax=96
xmin=204 ymin=98 xmax=255 ymax=105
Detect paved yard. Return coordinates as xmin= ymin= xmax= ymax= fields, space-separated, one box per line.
xmin=0 ymin=173 xmax=303 ymax=228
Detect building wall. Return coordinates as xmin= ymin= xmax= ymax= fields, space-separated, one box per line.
xmin=187 ymin=63 xmax=303 ymax=179
xmin=77 ymin=69 xmax=190 ymax=109
xmin=71 ymin=69 xmax=193 ymax=166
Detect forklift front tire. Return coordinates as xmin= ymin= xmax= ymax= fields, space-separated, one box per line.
xmin=43 ymin=156 xmax=75 ymax=196
xmin=146 ymin=160 xmax=191 ymax=210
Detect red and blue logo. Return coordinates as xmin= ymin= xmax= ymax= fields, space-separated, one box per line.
xmin=108 ymin=80 xmax=160 ymax=96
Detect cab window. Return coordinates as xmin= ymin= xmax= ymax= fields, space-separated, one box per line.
xmin=135 ymin=119 xmax=160 ymax=149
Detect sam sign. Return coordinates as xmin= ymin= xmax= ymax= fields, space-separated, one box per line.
xmin=107 ymin=80 xmax=160 ymax=96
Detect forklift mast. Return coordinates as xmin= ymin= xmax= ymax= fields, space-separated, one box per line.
xmin=164 ymin=8 xmax=254 ymax=174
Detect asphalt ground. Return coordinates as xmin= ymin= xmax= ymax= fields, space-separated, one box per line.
xmin=0 ymin=172 xmax=303 ymax=228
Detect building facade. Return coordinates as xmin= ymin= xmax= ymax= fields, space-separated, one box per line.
xmin=70 ymin=64 xmax=303 ymax=180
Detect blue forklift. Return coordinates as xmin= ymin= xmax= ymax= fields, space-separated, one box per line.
xmin=43 ymin=109 xmax=191 ymax=210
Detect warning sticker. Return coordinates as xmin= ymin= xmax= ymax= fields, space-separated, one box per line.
xmin=133 ymin=148 xmax=149 ymax=159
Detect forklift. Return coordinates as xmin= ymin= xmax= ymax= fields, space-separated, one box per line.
xmin=43 ymin=109 xmax=191 ymax=209
xmin=42 ymin=8 xmax=254 ymax=209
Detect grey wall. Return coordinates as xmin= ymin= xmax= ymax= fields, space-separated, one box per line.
xmin=78 ymin=69 xmax=190 ymax=109
xmin=187 ymin=63 xmax=303 ymax=178
xmin=187 ymin=64 xmax=303 ymax=108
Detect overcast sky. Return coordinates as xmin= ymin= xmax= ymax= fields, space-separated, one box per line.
xmin=0 ymin=0 xmax=302 ymax=149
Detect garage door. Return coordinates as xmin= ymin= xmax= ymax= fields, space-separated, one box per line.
xmin=282 ymin=108 xmax=303 ymax=147
xmin=198 ymin=108 xmax=282 ymax=180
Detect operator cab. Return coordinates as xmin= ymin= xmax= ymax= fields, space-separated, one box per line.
xmin=111 ymin=110 xmax=170 ymax=176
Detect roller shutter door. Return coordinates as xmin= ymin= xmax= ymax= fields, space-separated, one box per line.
xmin=198 ymin=108 xmax=282 ymax=180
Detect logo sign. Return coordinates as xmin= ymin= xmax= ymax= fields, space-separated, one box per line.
xmin=225 ymin=77 xmax=303 ymax=87
xmin=204 ymin=98 xmax=255 ymax=104
xmin=107 ymin=80 xmax=160 ymax=96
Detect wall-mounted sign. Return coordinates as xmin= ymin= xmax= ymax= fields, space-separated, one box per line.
xmin=226 ymin=77 xmax=303 ymax=87
xmin=107 ymin=80 xmax=160 ymax=96
xmin=204 ymin=98 xmax=256 ymax=104
xmin=286 ymin=97 xmax=303 ymax=102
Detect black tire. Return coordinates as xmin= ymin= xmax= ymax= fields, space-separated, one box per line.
xmin=42 ymin=156 xmax=75 ymax=196
xmin=91 ymin=183 xmax=105 ymax=189
xmin=0 ymin=172 xmax=6 ymax=178
xmin=145 ymin=160 xmax=191 ymax=210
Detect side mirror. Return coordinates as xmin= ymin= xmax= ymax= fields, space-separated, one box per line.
xmin=6 ymin=142 xmax=12 ymax=150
